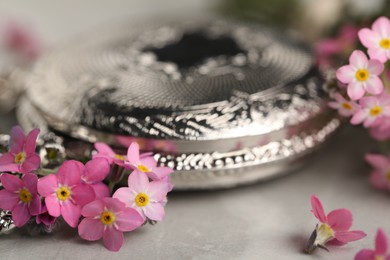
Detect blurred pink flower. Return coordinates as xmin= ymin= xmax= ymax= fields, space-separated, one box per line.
xmin=78 ymin=197 xmax=143 ymax=252
xmin=336 ymin=50 xmax=384 ymax=100
xmin=0 ymin=126 xmax=40 ymax=174
xmin=359 ymin=16 xmax=390 ymax=63
xmin=306 ymin=195 xmax=366 ymax=252
xmin=355 ymin=228 xmax=390 ymax=260
xmin=113 ymin=171 xmax=169 ymax=222
xmin=365 ymin=153 xmax=390 ymax=190
xmin=80 ymin=158 xmax=110 ymax=199
xmin=316 ymin=24 xmax=359 ymax=68
xmin=369 ymin=119 xmax=390 ymax=141
xmin=0 ymin=173 xmax=41 ymax=227
xmin=37 ymin=160 xmax=95 ymax=227
xmin=351 ymin=96 xmax=390 ymax=127
xmin=93 ymin=142 xmax=126 ymax=167
xmin=125 ymin=142 xmax=173 ymax=181
xmin=328 ymin=93 xmax=359 ymax=117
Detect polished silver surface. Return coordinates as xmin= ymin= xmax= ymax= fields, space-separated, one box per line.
xmin=16 ymin=19 xmax=339 ymax=189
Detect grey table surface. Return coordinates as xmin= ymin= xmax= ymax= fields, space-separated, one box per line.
xmin=0 ymin=113 xmax=388 ymax=260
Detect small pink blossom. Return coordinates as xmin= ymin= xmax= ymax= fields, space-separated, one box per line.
xmin=351 ymin=96 xmax=390 ymax=127
xmin=93 ymin=142 xmax=126 ymax=167
xmin=78 ymin=197 xmax=144 ymax=252
xmin=365 ymin=153 xmax=390 ymax=190
xmin=306 ymin=195 xmax=366 ymax=253
xmin=0 ymin=126 xmax=40 ymax=174
xmin=125 ymin=142 xmax=173 ymax=181
xmin=0 ymin=173 xmax=41 ymax=227
xmin=336 ymin=50 xmax=384 ymax=100
xmin=355 ymin=229 xmax=390 ymax=260
xmin=113 ymin=171 xmax=169 ymax=221
xmin=328 ymin=93 xmax=359 ymax=117
xmin=37 ymin=160 xmax=95 ymax=227
xmin=80 ymin=158 xmax=110 ymax=199
xmin=359 ymin=16 xmax=390 ymax=63
xmin=36 ymin=204 xmax=57 ymax=226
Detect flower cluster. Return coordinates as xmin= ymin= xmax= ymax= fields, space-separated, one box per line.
xmin=330 ymin=16 xmax=390 ymax=190
xmin=0 ymin=126 xmax=173 ymax=252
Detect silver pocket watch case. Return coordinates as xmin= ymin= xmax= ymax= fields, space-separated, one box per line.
xmin=14 ymin=19 xmax=339 ymax=189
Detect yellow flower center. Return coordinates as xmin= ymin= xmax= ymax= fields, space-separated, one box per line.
xmin=56 ymin=186 xmax=71 ymax=201
xmin=18 ymin=188 xmax=32 ymax=203
xmin=135 ymin=193 xmax=149 ymax=207
xmin=100 ymin=211 xmax=116 ymax=225
xmin=355 ymin=69 xmax=369 ymax=81
xmin=14 ymin=152 xmax=26 ymax=164
xmin=380 ymin=38 xmax=390 ymax=49
xmin=137 ymin=164 xmax=150 ymax=173
xmin=370 ymin=106 xmax=382 ymax=117
xmin=341 ymin=102 xmax=353 ymax=110
xmin=114 ymin=154 xmax=126 ymax=160
xmin=386 ymin=171 xmax=390 ymax=182
xmin=375 ymin=256 xmax=384 ymax=260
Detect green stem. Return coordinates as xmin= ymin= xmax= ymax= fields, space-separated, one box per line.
xmin=108 ymin=182 xmax=115 ymax=195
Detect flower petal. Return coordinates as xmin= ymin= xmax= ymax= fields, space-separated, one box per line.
xmin=148 ymin=167 xmax=174 ymax=181
xmin=56 ymin=160 xmax=83 ymax=186
xmin=61 ymin=201 xmax=81 ymax=228
xmin=112 ymin=187 xmax=133 ymax=207
xmin=115 ymin=207 xmax=144 ymax=232
xmin=29 ymin=194 xmax=41 ymax=216
xmin=71 ymin=184 xmax=95 ymax=207
xmin=103 ymin=227 xmax=124 ymax=252
xmin=20 ymin=154 xmax=41 ymax=173
xmin=37 ymin=174 xmax=58 ymax=196
xmin=368 ymin=48 xmax=387 ymax=63
xmin=351 ymin=109 xmax=367 ymax=125
xmin=0 ymin=190 xmax=19 ymax=210
xmin=128 ymin=171 xmax=148 ymax=192
xmin=24 ymin=128 xmax=39 ymax=154
xmin=375 ymin=228 xmax=388 ymax=255
xmin=349 ymin=50 xmax=368 ymax=68
xmin=359 ymin=28 xmax=380 ymax=48
xmin=334 ymin=230 xmax=366 ymax=243
xmin=81 ymin=199 xmax=104 ymax=217
xmin=0 ymin=153 xmax=16 ymax=167
xmin=336 ymin=65 xmax=355 ymax=83
xmin=78 ymin=218 xmax=104 ymax=241
xmin=347 ymin=82 xmax=365 ymax=101
xmin=9 ymin=126 xmax=25 ymax=154
xmin=12 ymin=203 xmax=30 ymax=227
xmin=143 ymin=203 xmax=165 ymax=221
xmin=22 ymin=173 xmax=38 ymax=194
xmin=327 ymin=208 xmax=353 ymax=231
xmin=369 ymin=171 xmax=388 ymax=190
xmin=0 ymin=173 xmax=22 ymax=191
xmin=367 ymin=59 xmax=384 ymax=75
xmin=365 ymin=154 xmax=390 ymax=171
xmin=310 ymin=195 xmax=327 ymax=223
xmin=84 ymin=158 xmax=110 ymax=183
xmin=372 ymin=16 xmax=390 ymax=38
xmin=147 ymin=181 xmax=168 ymax=202
xmin=365 ymin=76 xmax=384 ymax=96
xmin=91 ymin=183 xmax=110 ymax=199
xmin=45 ymin=194 xmax=60 ymax=217
xmin=354 ymin=249 xmax=375 ymax=260
xmin=94 ymin=142 xmax=115 ymax=156
xmin=141 ymin=156 xmax=157 ymax=169
xmin=127 ymin=142 xmax=140 ymax=165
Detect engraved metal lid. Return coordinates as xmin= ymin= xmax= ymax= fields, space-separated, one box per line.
xmin=19 ymin=19 xmax=339 ymax=189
